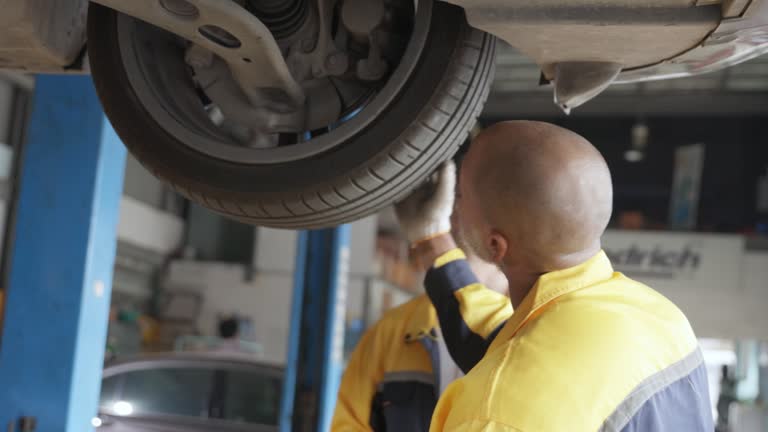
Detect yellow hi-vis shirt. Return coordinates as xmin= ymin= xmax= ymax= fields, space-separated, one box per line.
xmin=333 ymin=249 xmax=512 ymax=431
xmin=430 ymin=251 xmax=713 ymax=432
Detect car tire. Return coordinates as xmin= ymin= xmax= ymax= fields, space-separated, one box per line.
xmin=87 ymin=1 xmax=495 ymax=228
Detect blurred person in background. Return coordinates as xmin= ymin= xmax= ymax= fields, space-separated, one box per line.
xmin=332 ymin=150 xmax=512 ymax=432
xmin=213 ymin=317 xmax=243 ymax=353
xmin=716 ymin=365 xmax=737 ymax=431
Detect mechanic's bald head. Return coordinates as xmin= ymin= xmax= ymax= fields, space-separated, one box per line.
xmin=457 ymin=121 xmax=612 ymax=274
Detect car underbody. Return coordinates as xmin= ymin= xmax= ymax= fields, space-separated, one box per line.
xmin=3 ymin=0 xmax=766 ymax=110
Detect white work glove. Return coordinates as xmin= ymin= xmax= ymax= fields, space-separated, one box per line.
xmin=394 ymin=161 xmax=456 ymax=244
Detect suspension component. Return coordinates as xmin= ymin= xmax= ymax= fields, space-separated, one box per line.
xmin=246 ymin=0 xmax=308 ymax=40
xmin=341 ymin=0 xmax=384 ymax=42
xmin=91 ymin=0 xmax=305 ymax=108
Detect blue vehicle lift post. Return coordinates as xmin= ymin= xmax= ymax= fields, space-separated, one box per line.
xmin=0 ymin=75 xmax=126 ymax=431
xmin=280 ymin=226 xmax=351 ymax=432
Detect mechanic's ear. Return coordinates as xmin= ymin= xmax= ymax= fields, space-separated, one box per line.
xmin=489 ymin=231 xmax=508 ymax=264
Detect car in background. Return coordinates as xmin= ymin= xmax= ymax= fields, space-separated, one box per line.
xmin=96 ymin=353 xmax=283 ymax=431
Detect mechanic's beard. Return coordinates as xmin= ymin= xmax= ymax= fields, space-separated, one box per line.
xmin=458 ymin=224 xmax=495 ymax=264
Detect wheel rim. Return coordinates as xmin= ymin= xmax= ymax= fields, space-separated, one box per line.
xmin=116 ymin=0 xmax=432 ymax=164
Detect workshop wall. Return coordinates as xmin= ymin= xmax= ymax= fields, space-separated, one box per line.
xmin=165 ymin=215 xmax=378 ymax=364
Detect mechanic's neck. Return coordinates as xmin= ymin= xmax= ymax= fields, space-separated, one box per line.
xmin=504 ymin=271 xmax=541 ymax=310
xmin=503 ymin=245 xmax=603 ymax=309
xmin=497 ymin=253 xmax=539 ymax=309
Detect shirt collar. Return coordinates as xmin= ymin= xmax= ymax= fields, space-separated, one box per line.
xmin=488 ymin=250 xmax=615 ymax=353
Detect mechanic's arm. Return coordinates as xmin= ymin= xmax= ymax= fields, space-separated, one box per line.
xmin=332 ymin=325 xmax=385 ymax=431
xmin=395 ymin=162 xmax=511 ymax=374
xmin=412 ymin=234 xmax=511 ymax=373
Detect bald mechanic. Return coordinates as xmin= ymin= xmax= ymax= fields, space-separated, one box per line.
xmin=420 ymin=121 xmax=713 ymax=431
xmin=332 ymin=162 xmax=512 ymax=432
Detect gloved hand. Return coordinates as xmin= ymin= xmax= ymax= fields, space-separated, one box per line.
xmin=395 ymin=161 xmax=456 ymax=244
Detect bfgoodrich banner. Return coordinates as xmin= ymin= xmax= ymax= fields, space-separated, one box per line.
xmin=602 ymin=230 xmax=745 ymax=294
xmin=602 ymin=230 xmax=768 ymax=339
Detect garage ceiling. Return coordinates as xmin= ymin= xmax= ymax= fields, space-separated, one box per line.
xmin=484 ymin=42 xmax=768 ymax=118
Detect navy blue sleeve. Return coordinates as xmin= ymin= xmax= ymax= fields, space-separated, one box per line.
xmin=424 ymin=259 xmax=507 ymax=374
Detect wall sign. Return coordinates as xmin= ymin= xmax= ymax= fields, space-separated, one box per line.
xmin=602 ymin=230 xmax=744 ymax=292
